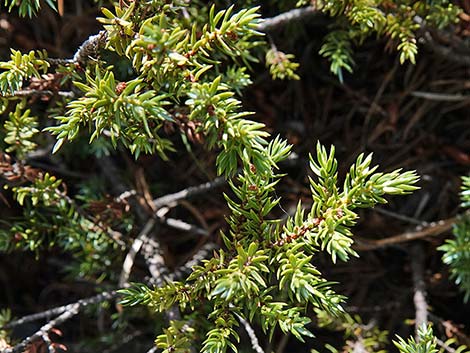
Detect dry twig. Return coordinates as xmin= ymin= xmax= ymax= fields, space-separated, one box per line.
xmin=235 ymin=313 xmax=265 ymax=353
xmin=410 ymin=244 xmax=428 ymax=338
xmin=3 ymin=291 xmax=117 ymax=330
xmin=152 ymin=176 xmax=227 ymax=209
xmin=354 ymin=217 xmax=455 ymax=250
xmin=436 ymin=338 xmax=458 ymax=353
xmin=257 ymin=6 xmax=318 ymax=32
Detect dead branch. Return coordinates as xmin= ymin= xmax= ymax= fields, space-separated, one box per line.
xmin=0 ymin=89 xmax=75 ymax=99
xmin=2 ymin=289 xmax=117 ymax=353
xmin=410 ymin=244 xmax=428 ymax=338
xmin=72 ymin=31 xmax=107 ymax=65
xmin=162 ymin=217 xmax=210 ymax=236
xmin=354 ymin=216 xmax=455 ymax=250
xmin=170 ymin=242 xmax=218 ymax=281
xmin=119 ymin=218 xmax=158 ymax=288
xmin=257 ymin=6 xmax=319 ymax=32
xmin=3 ymin=291 xmax=117 ymax=330
xmin=436 ymin=338 xmax=458 ymax=353
xmin=152 ymin=176 xmax=227 ymax=209
xmin=146 ymin=346 xmax=158 ymax=353
xmin=410 ymin=91 xmax=470 ymax=102
xmin=4 ymin=306 xmax=79 ymax=353
xmin=235 ymin=313 xmax=265 ymax=353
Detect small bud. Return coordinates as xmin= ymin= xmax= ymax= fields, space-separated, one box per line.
xmin=336 ymin=209 xmax=344 ymax=218
xmin=14 ymin=232 xmax=23 ymax=242
xmin=207 ymin=105 xmax=215 ymax=116
xmin=115 ymin=81 xmax=127 ymax=95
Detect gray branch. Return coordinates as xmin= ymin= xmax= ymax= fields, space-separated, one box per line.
xmin=162 ymin=217 xmax=209 ymax=236
xmin=4 ymin=305 xmax=80 ymax=353
xmin=436 ymin=338 xmax=458 ymax=353
xmin=146 ymin=346 xmax=158 ymax=353
xmin=119 ymin=218 xmax=159 ymax=288
xmin=410 ymin=91 xmax=470 ymax=102
xmin=170 ymin=242 xmax=218 ymax=281
xmin=152 ymin=176 xmax=227 ymax=209
xmin=0 ymin=89 xmax=75 ymax=99
xmin=72 ymin=31 xmax=108 ymax=65
xmin=257 ymin=6 xmax=319 ymax=32
xmin=41 ymin=332 xmax=55 ymax=353
xmin=3 ymin=290 xmax=118 ymax=330
xmin=235 ymin=313 xmax=265 ymax=353
xmin=410 ymin=244 xmax=428 ymax=339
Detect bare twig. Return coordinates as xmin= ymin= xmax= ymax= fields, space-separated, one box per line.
xmin=120 ymin=207 xmax=171 ymax=288
xmin=119 ymin=218 xmax=158 ymax=288
xmin=0 ymin=89 xmax=75 ymax=99
xmin=170 ymin=242 xmax=218 ymax=280
xmin=41 ymin=332 xmax=55 ymax=353
xmin=46 ymin=58 xmax=74 ymax=66
xmin=410 ymin=244 xmax=428 ymax=339
xmin=235 ymin=313 xmax=265 ymax=353
xmin=152 ymin=176 xmax=227 ymax=209
xmin=3 ymin=290 xmax=118 ymax=330
xmin=72 ymin=31 xmax=107 ymax=65
xmin=4 ymin=305 xmax=80 ymax=353
xmin=99 ymin=157 xmax=171 ymax=292
xmin=257 ymin=6 xmax=318 ymax=32
xmin=142 ymin=232 xmax=170 ymax=287
xmin=436 ymin=338 xmax=457 ymax=353
xmin=146 ymin=346 xmax=158 ymax=353
xmin=162 ymin=217 xmax=210 ymax=236
xmin=354 ymin=216 xmax=455 ymax=250
xmin=410 ymin=91 xmax=470 ymax=102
